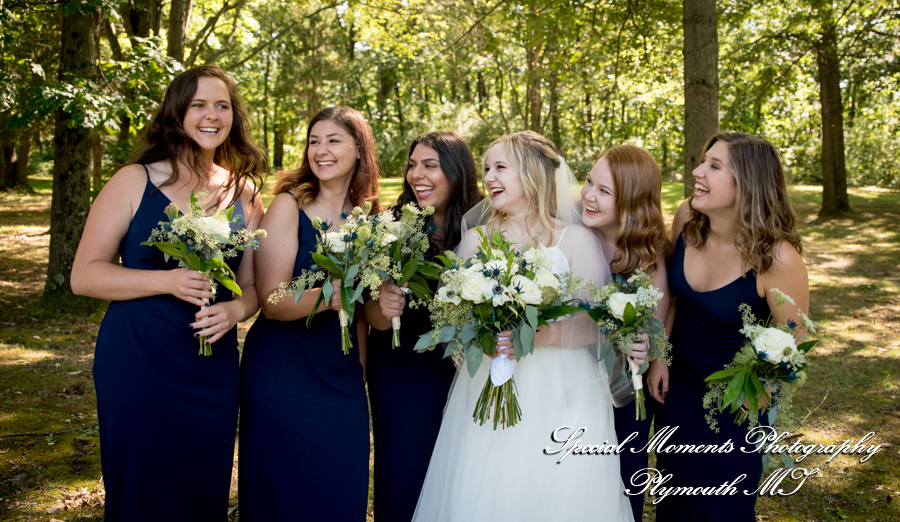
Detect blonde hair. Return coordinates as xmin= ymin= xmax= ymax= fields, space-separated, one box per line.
xmin=484 ymin=131 xmax=562 ymax=244
xmin=683 ymin=132 xmax=802 ymax=274
xmin=600 ymin=145 xmax=671 ymax=277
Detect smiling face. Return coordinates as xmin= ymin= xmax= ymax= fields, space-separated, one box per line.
xmin=581 ymin=156 xmax=619 ymax=235
xmin=182 ymin=77 xmax=233 ymax=155
xmin=691 ymin=139 xmax=737 ymax=215
xmin=308 ymin=119 xmax=359 ymax=183
xmin=406 ymin=144 xmax=451 ymax=215
xmin=483 ymin=143 xmax=526 ymax=216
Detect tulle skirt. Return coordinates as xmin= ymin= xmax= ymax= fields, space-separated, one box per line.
xmin=413 ymin=343 xmax=634 ymax=522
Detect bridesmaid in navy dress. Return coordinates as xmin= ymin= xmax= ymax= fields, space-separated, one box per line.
xmin=363 ymin=131 xmax=482 ymax=522
xmin=239 ymin=106 xmax=380 ymax=521
xmin=650 ymin=133 xmax=809 ymax=521
xmin=71 ymin=66 xmax=266 ymax=521
xmin=580 ymin=145 xmax=669 ymax=521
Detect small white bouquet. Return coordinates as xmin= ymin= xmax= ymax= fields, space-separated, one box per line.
xmin=362 ymin=203 xmax=442 ymax=348
xmin=142 ymin=191 xmax=265 ymax=355
xmin=415 ymin=229 xmax=585 ymax=429
xmin=269 ymin=202 xmax=386 ymax=355
xmin=703 ymin=289 xmax=818 ymax=432
xmin=586 ymin=270 xmax=671 ymax=420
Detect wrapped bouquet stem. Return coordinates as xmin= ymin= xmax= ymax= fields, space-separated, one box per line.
xmin=587 ymin=269 xmax=671 ymax=420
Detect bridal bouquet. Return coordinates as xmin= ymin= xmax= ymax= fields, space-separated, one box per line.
xmin=269 ymin=202 xmax=385 ymax=354
xmin=415 ymin=229 xmax=584 ymax=429
xmin=703 ymin=289 xmax=818 ymax=432
xmin=362 ymin=203 xmax=442 ymax=348
xmin=586 ymin=270 xmax=671 ymax=420
xmin=142 ymin=191 xmax=265 ymax=355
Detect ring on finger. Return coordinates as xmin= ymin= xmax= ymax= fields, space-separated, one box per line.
xmin=217 ymin=325 xmax=221 ymax=333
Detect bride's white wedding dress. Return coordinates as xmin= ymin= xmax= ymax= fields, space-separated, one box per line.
xmin=413 ymin=225 xmax=634 ymax=522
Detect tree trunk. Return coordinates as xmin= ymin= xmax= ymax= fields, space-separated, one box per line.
xmin=814 ymin=1 xmax=851 ymax=218
xmin=17 ymin=129 xmax=33 ymax=188
xmin=44 ymin=4 xmax=98 ymax=308
xmin=92 ymin=132 xmax=103 ymax=194
xmin=547 ymin=67 xmax=560 ymax=150
xmin=682 ymin=0 xmax=720 ymax=196
xmin=166 ymin=0 xmax=192 ymax=62
xmin=273 ymin=123 xmax=284 ymax=170
xmin=0 ymin=132 xmax=16 ymax=190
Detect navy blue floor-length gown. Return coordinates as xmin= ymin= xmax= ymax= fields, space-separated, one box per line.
xmin=654 ymin=234 xmax=770 ymax=521
xmin=367 ymin=275 xmax=455 ymax=522
xmin=93 ymin=168 xmax=244 ymax=521
xmin=239 ymin=208 xmax=369 ymax=521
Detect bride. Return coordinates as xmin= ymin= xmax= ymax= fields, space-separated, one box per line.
xmin=413 ymin=131 xmax=636 ymax=521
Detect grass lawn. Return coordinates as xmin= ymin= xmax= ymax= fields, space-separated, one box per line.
xmin=1 ymin=175 xmax=898 ymax=521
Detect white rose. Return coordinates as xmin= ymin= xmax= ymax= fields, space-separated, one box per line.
xmin=607 ymin=292 xmax=640 ymax=321
xmin=533 ymin=269 xmax=560 ymax=292
xmin=752 ymin=327 xmax=797 ymax=364
xmin=380 ymin=233 xmax=398 ymax=247
xmin=460 ymin=274 xmax=487 ymax=303
xmin=325 ymin=231 xmax=346 ymax=254
xmin=437 ymin=286 xmax=461 ymax=306
xmin=510 ymin=275 xmax=542 ymax=305
xmin=199 ymin=215 xmax=231 ymax=238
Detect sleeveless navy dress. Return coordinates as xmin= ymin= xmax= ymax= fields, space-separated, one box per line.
xmin=93 ymin=168 xmax=244 ymax=521
xmin=367 ymin=270 xmax=455 ymax=522
xmin=239 ymin=208 xmax=370 ymax=521
xmin=654 ymin=234 xmax=770 ymax=521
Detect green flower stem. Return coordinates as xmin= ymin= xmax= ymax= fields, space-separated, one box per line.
xmin=474 ymin=376 xmax=522 ymax=430
xmin=339 ymin=309 xmax=351 ymax=355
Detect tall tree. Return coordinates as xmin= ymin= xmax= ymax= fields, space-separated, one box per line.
xmin=682 ymin=0 xmax=719 ymax=196
xmin=43 ymin=2 xmax=98 ymax=307
xmin=167 ymin=0 xmax=193 ymax=63
xmin=813 ymin=0 xmax=850 ymax=217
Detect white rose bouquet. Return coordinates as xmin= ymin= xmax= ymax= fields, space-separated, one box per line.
xmin=415 ymin=229 xmax=586 ymax=429
xmin=361 ymin=203 xmax=442 ymax=348
xmin=269 ymin=202 xmax=385 ymax=355
xmin=586 ymin=270 xmax=671 ymax=420
xmin=703 ymin=289 xmax=819 ymax=432
xmin=142 ymin=191 xmax=265 ymax=355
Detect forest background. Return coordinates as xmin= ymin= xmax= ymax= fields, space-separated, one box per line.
xmin=1 ymin=0 xmax=899 ymax=520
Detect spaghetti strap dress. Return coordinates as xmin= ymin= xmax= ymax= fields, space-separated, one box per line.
xmin=93 ymin=166 xmax=244 ymax=521
xmin=238 ymin=208 xmax=370 ymax=521
xmin=654 ymin=234 xmax=770 ymax=521
xmin=367 ymin=269 xmax=455 ymax=522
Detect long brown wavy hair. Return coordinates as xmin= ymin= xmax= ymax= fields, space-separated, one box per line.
xmin=682 ymin=132 xmax=802 ymax=274
xmin=130 ymin=65 xmax=265 ymax=207
xmin=274 ymin=106 xmax=381 ymax=213
xmin=601 ymin=145 xmax=671 ymax=277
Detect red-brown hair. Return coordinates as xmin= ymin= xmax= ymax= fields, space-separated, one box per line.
xmin=601 ymin=145 xmax=671 ymax=277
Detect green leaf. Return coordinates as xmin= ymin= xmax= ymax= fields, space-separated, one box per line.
xmin=705 ymin=367 xmax=742 ymax=383
xmin=460 ymin=322 xmax=479 ymax=344
xmin=465 ymin=343 xmax=483 ymax=377
xmin=210 ymin=272 xmax=242 ymax=296
xmin=525 ymin=306 xmax=538 ymax=330
xmin=622 ymin=302 xmax=637 ymax=327
xmin=322 ymin=277 xmax=334 ymax=305
xmin=478 ymin=330 xmax=495 ymax=357
xmin=722 ymin=371 xmax=747 ymax=408
xmin=797 ymin=340 xmax=819 ymax=353
xmin=351 ymin=282 xmax=366 ymax=304
xmin=518 ymin=323 xmax=534 ymax=358
xmin=407 ymin=281 xmax=432 ymax=301
xmin=542 ymin=304 xmax=584 ymax=322
xmin=417 ymin=263 xmax=442 ymax=280
xmin=311 ymin=253 xmax=341 ymax=276
xmin=398 ymin=258 xmax=419 ymax=285
xmin=345 ymin=263 xmax=360 ymax=284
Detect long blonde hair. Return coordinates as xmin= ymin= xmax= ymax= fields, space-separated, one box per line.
xmin=483 ymin=131 xmax=562 ymax=244
xmin=683 ymin=132 xmax=802 ymax=274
